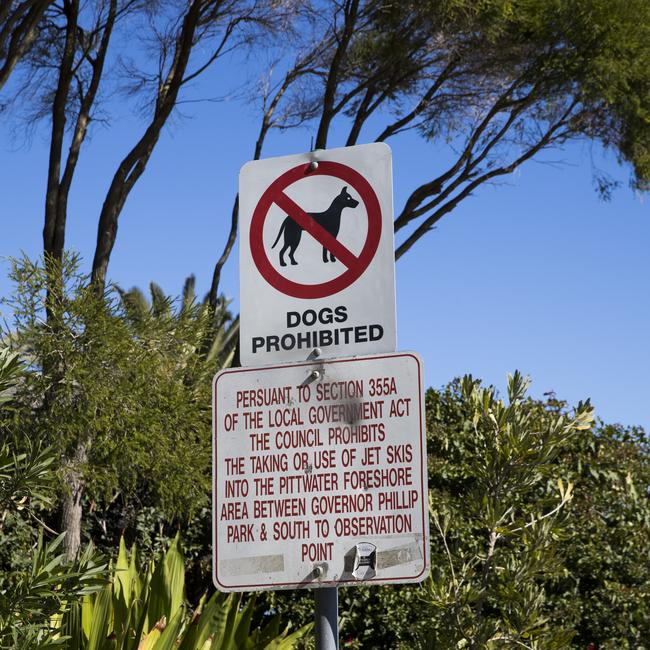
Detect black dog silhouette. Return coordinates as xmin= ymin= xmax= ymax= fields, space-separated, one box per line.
xmin=271 ymin=186 xmax=359 ymax=266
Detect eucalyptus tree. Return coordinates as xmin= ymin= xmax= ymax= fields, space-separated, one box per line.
xmin=207 ymin=0 xmax=650 ymax=304
xmin=2 ymin=0 xmax=293 ymax=290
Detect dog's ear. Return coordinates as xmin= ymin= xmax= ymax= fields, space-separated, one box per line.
xmin=341 ymin=186 xmax=348 ymax=194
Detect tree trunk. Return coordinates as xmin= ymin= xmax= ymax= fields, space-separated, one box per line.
xmin=61 ymin=441 xmax=87 ymax=561
xmin=91 ymin=0 xmax=203 ymax=292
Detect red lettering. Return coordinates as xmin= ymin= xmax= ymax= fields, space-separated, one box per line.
xmin=227 ymin=524 xmax=254 ymax=543
xmin=273 ymin=521 xmax=311 ymax=540
xmin=313 ymin=449 xmax=336 ymax=469
xmin=301 ymin=542 xmax=333 ymax=562
xmin=389 ymin=397 xmax=411 ymax=417
xmin=220 ymin=501 xmax=248 ymax=520
xmin=386 ymin=443 xmax=413 ymax=464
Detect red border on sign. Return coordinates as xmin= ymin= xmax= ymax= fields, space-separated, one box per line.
xmin=249 ymin=161 xmax=382 ymax=299
xmin=211 ymin=353 xmax=428 ymax=591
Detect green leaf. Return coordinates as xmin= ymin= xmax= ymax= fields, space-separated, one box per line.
xmin=164 ymin=533 xmax=185 ymax=621
xmin=209 ymin=593 xmax=241 ymax=650
xmin=115 ymin=537 xmax=130 ymax=607
xmin=87 ymin=585 xmax=112 ymax=650
xmin=147 ymin=559 xmax=169 ymax=632
xmin=233 ymin=595 xmax=256 ymax=649
xmin=152 ymin=607 xmax=185 ymax=650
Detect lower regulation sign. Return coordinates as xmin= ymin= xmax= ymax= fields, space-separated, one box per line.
xmin=212 ymin=352 xmax=429 ymax=592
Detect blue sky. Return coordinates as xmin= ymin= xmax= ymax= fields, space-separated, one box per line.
xmin=1 ymin=57 xmax=648 ymax=431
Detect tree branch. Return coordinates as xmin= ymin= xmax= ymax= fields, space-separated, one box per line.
xmin=91 ymin=0 xmax=206 ymax=290
xmin=314 ymin=0 xmax=359 ymax=149
xmin=376 ymin=57 xmax=459 ymax=143
xmin=208 ymin=194 xmax=238 ymax=309
xmin=345 ymin=84 xmax=376 ymax=146
xmin=394 ymin=77 xmax=535 ymax=231
xmin=207 ymin=45 xmax=324 ymax=307
xmin=43 ymin=0 xmax=78 ymax=262
xmin=395 ymin=103 xmax=577 ymax=259
xmin=0 ymin=0 xmax=53 ymax=92
xmin=180 ymin=18 xmax=237 ymax=86
xmin=397 ymin=98 xmax=532 ymax=231
xmin=54 ymin=0 xmax=117 ymax=258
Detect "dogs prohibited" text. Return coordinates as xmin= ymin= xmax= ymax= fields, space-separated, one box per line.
xmin=250 ymin=305 xmax=384 ymax=354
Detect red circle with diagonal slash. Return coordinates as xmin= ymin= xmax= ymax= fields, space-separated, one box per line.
xmin=250 ymin=161 xmax=382 ymax=299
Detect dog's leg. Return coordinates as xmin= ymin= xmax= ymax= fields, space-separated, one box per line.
xmin=322 ymin=246 xmax=329 ymax=263
xmin=285 ymin=224 xmax=301 ymax=266
xmin=279 ymin=242 xmax=289 ymax=266
xmin=329 ymin=250 xmax=336 ymax=262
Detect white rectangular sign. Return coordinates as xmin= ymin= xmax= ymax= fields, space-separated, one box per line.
xmin=239 ymin=143 xmax=396 ymax=367
xmin=212 ymin=352 xmax=429 ymax=592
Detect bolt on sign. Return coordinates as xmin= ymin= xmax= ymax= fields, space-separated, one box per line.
xmin=239 ymin=143 xmax=396 ymax=367
xmin=212 ymin=352 xmax=429 ymax=592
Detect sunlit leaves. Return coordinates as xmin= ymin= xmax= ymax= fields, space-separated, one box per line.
xmin=55 ymin=535 xmax=311 ymax=650
xmin=3 ymin=254 xmax=237 ymax=522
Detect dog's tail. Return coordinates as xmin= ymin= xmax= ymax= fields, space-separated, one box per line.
xmin=271 ymin=219 xmax=286 ymax=249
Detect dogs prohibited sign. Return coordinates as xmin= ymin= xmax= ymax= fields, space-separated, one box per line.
xmin=239 ymin=143 xmax=396 ymax=367
xmin=250 ymin=161 xmax=382 ymax=299
xmin=212 ymin=352 xmax=429 ymax=592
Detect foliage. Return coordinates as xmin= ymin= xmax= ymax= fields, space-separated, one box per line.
xmin=1 ymin=340 xmax=305 ymax=650
xmin=2 ymin=254 xmax=237 ymax=529
xmin=249 ymin=0 xmax=650 ymax=260
xmin=418 ymin=378 xmax=649 ymax=649
xmin=547 ymin=421 xmax=650 ymax=648
xmin=266 ymin=374 xmax=649 ymax=649
xmin=100 ymin=504 xmax=213 ymax=606
xmin=418 ymin=373 xmax=593 ymax=649
xmin=360 ymin=0 xmax=650 ymax=187
xmin=3 ymin=0 xmax=650 ymax=291
xmin=55 ymin=534 xmax=311 ymax=649
xmin=77 ymin=500 xmax=215 ymax=606
xmin=0 ymin=438 xmax=58 ymax=590
xmin=0 ymin=534 xmax=106 ymax=650
xmin=0 ymin=346 xmax=107 ymax=650
xmin=3 ymin=251 xmax=649 ymax=648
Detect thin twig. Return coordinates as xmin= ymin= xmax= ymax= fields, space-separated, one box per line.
xmin=507 ymin=494 xmax=571 ymax=534
xmin=432 ymin=512 xmax=457 ymax=588
xmin=30 ymin=510 xmax=60 ymax=536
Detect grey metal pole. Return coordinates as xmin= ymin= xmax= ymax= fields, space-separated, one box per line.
xmin=315 ymin=586 xmax=338 ymax=650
